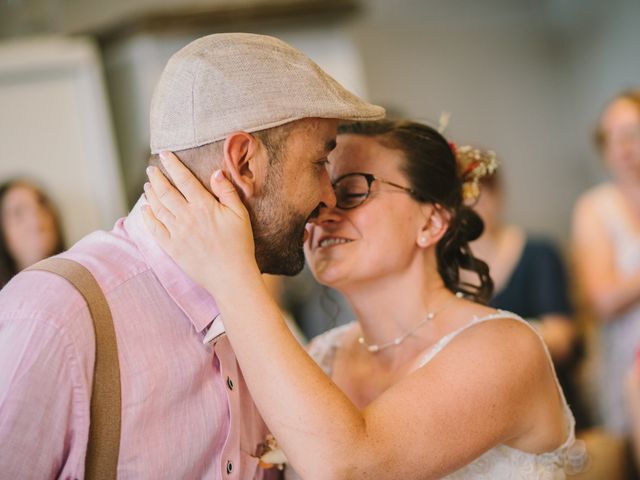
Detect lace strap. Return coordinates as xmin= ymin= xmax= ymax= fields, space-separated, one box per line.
xmin=307 ymin=323 xmax=353 ymax=376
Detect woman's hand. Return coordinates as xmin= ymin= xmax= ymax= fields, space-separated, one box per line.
xmin=142 ymin=151 xmax=260 ymax=292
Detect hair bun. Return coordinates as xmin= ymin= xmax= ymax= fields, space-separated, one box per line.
xmin=455 ymin=207 xmax=484 ymax=242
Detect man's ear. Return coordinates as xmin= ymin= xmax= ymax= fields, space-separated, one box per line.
xmin=222 ymin=131 xmax=267 ymax=199
xmin=416 ymin=204 xmax=450 ymax=248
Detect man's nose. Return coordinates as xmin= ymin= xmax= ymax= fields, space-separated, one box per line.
xmin=320 ymin=173 xmax=337 ymax=209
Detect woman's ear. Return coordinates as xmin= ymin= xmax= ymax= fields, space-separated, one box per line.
xmin=416 ymin=204 xmax=450 ymax=248
xmin=222 ymin=131 xmax=267 ymax=199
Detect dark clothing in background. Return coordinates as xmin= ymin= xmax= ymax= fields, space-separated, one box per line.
xmin=491 ymin=239 xmax=572 ymax=318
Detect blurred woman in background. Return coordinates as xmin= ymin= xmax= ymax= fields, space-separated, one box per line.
xmin=572 ymin=90 xmax=640 ymax=437
xmin=0 ymin=179 xmax=65 ymax=288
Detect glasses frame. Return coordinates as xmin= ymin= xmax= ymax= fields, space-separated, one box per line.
xmin=331 ymin=172 xmax=417 ymax=210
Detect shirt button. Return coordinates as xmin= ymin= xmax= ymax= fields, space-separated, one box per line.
xmin=226 ymin=460 xmax=233 ymax=474
xmin=226 ymin=376 xmax=234 ymax=391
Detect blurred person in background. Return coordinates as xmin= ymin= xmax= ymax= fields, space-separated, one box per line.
xmin=467 ymin=162 xmax=590 ymax=430
xmin=577 ymin=89 xmax=640 ymax=477
xmin=572 ymin=89 xmax=640 ymax=439
xmin=0 ymin=178 xmax=65 ymax=289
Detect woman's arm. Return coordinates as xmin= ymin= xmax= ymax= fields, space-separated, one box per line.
xmin=571 ymin=194 xmax=640 ymax=320
xmin=143 ymin=153 xmax=557 ymax=479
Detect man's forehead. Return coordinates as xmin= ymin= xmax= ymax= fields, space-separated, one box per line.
xmin=295 ymin=118 xmax=338 ymax=135
xmin=292 ymin=118 xmax=338 ymax=151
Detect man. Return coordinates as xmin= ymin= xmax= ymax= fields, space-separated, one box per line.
xmin=0 ymin=33 xmax=384 ymax=479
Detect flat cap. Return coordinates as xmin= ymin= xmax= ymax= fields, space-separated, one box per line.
xmin=150 ymin=32 xmax=385 ymax=153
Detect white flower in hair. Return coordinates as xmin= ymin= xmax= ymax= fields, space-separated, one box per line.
xmin=437 ymin=111 xmax=451 ymax=134
xmin=433 ymin=111 xmax=498 ymax=202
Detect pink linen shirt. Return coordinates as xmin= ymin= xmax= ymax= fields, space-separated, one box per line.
xmin=0 ymin=199 xmax=276 ymax=479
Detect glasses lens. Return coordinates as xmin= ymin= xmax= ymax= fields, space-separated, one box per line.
xmin=334 ymin=174 xmax=369 ymax=209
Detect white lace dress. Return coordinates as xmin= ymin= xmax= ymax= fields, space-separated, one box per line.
xmin=285 ymin=311 xmax=577 ymax=479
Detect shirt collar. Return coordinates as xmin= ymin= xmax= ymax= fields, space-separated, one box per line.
xmin=124 ymin=197 xmax=221 ymax=334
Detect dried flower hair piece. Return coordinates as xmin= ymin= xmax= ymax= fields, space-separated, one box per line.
xmin=454 ymin=145 xmax=499 ymax=201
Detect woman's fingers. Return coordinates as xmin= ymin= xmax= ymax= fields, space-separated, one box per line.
xmin=146 ymin=163 xmax=189 ymax=216
xmin=159 ymin=151 xmax=211 ymax=204
xmin=210 ymin=170 xmax=249 ymax=220
xmin=144 ymin=181 xmax=176 ymax=229
xmin=141 ymin=203 xmax=171 ymax=244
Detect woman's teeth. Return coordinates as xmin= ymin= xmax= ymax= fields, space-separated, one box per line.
xmin=319 ymin=238 xmax=352 ymax=248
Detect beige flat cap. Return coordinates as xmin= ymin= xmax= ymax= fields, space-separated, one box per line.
xmin=150 ymin=32 xmax=385 ymax=154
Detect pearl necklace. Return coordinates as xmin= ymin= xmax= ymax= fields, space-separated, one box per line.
xmin=358 ymin=292 xmax=464 ymax=353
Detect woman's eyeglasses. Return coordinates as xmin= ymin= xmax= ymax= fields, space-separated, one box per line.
xmin=331 ymin=172 xmax=416 ymax=210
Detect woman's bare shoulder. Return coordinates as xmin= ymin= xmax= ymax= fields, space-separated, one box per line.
xmin=574 ymin=182 xmax=616 ymax=219
xmin=428 ymin=311 xmax=550 ymax=385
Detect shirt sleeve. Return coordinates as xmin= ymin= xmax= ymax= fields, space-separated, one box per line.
xmin=528 ymin=239 xmax=573 ymax=318
xmin=0 ymin=302 xmax=90 ymax=478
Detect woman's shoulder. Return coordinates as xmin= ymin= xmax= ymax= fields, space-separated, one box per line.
xmin=574 ymin=181 xmax=617 ymax=214
xmin=413 ymin=311 xmax=563 ymax=443
xmin=457 ymin=312 xmax=550 ymax=376
xmin=460 ymin=310 xmax=543 ymax=344
xmin=572 ymin=182 xmax=618 ymax=241
xmin=426 ymin=310 xmax=549 ymax=376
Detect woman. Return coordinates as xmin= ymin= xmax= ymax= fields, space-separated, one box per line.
xmin=145 ymin=120 xmax=575 ymax=478
xmin=0 ymin=179 xmax=65 ymax=288
xmin=572 ymin=90 xmax=640 ymax=436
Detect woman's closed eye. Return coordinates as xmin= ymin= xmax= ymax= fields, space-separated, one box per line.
xmin=341 ymin=191 xmax=367 ymax=200
xmin=335 ymin=190 xmax=368 ymax=209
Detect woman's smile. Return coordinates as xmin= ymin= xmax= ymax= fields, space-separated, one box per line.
xmin=317 ymin=236 xmax=354 ymax=249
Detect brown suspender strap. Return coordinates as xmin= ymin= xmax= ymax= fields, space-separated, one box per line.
xmin=28 ymin=257 xmax=121 ymax=479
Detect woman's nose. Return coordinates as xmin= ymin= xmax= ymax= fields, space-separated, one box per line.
xmin=308 ymin=204 xmax=343 ymax=226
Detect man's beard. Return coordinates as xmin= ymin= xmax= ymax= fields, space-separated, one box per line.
xmin=248 ymin=194 xmax=310 ymax=276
